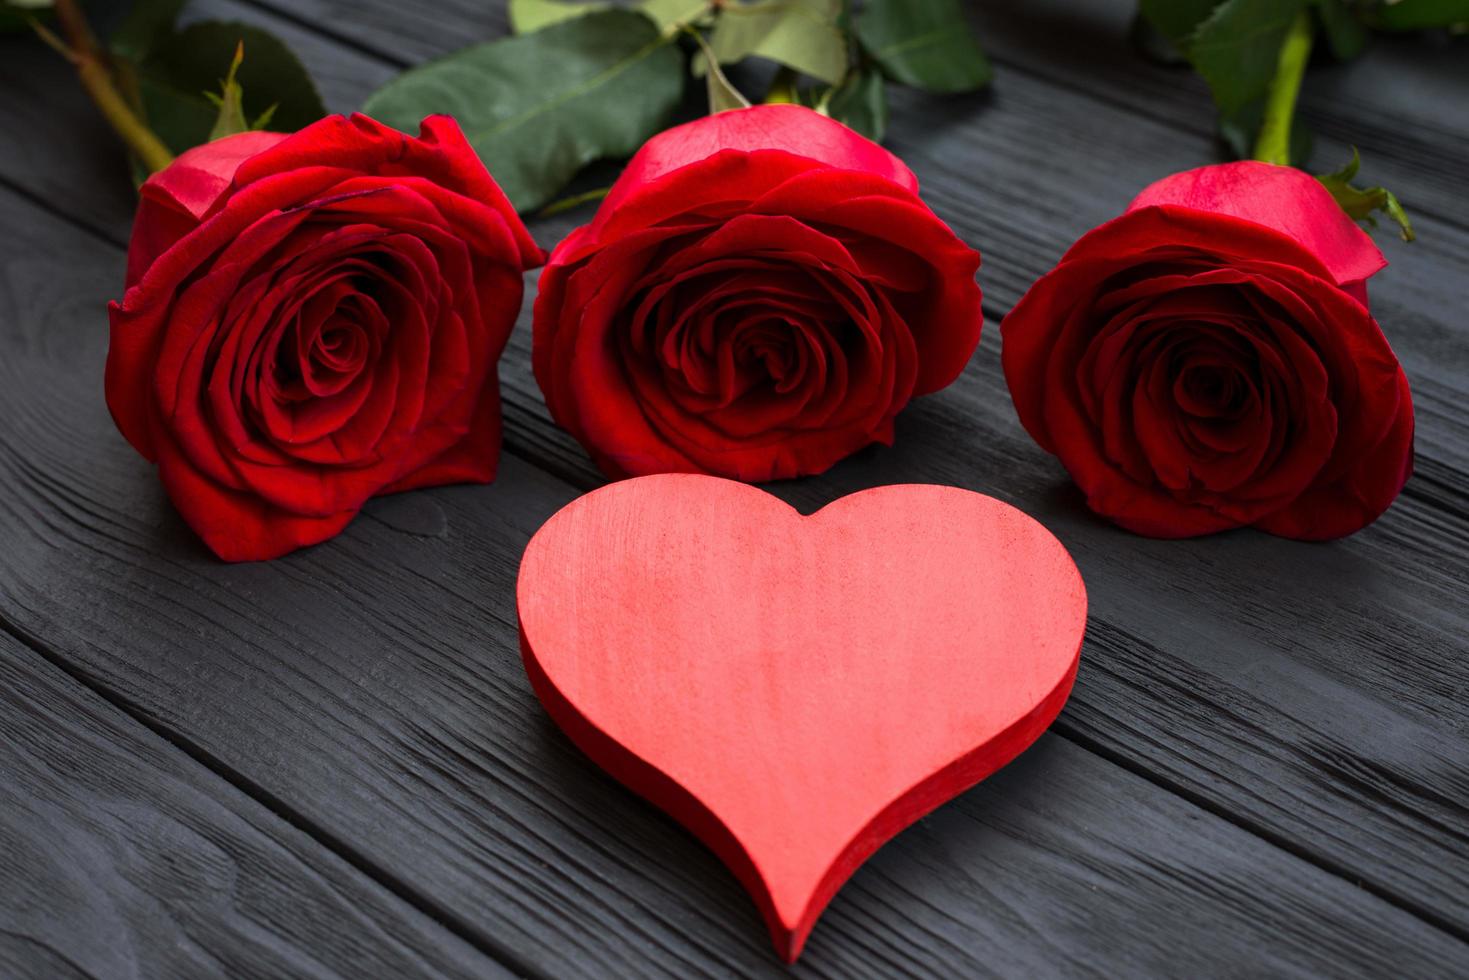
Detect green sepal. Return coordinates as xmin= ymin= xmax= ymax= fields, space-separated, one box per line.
xmin=205 ymin=41 xmax=250 ymax=141
xmin=137 ymin=21 xmax=325 ymax=155
xmin=1317 ymin=149 xmax=1416 ymax=241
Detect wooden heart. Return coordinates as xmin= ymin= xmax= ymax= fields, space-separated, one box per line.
xmin=517 ymin=475 xmax=1086 ymax=961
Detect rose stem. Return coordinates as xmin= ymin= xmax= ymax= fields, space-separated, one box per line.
xmin=1252 ymin=10 xmax=1314 ymax=167
xmin=765 ymin=67 xmax=800 ymax=105
xmin=36 ymin=0 xmax=175 ymax=174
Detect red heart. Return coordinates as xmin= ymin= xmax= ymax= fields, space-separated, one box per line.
xmin=518 ymin=475 xmax=1086 ymax=961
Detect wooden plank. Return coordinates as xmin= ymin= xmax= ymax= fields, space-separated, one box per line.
xmin=1 ymin=181 xmax=1466 ymax=975
xmin=0 ymin=630 xmax=506 ymax=979
xmin=8 ymin=0 xmax=1462 ymax=484
xmin=963 ymin=0 xmax=1469 ymax=228
xmin=0 ymin=0 xmax=395 ymax=246
xmin=239 ymin=0 xmax=1469 ymax=226
xmin=485 ymin=89 xmax=1469 ymax=931
xmin=446 ymin=8 xmax=1469 ymax=931
xmin=3 ymin=0 xmax=1463 ymax=479
xmin=207 ymin=0 xmax=1469 ymax=937
xmin=2 ymin=0 xmax=1467 ymax=970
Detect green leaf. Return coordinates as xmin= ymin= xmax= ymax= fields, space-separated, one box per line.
xmin=1129 ymin=13 xmax=1191 ymax=65
xmin=508 ymin=0 xmax=608 ymax=33
xmin=695 ymin=0 xmax=847 ymax=85
xmin=685 ymin=14 xmax=753 ymax=112
xmin=1361 ymin=0 xmax=1469 ymax=30
xmin=1317 ymin=149 xmax=1415 ymax=241
xmin=509 ymin=0 xmax=712 ymax=33
xmin=824 ymin=67 xmax=886 ymax=142
xmin=640 ymin=0 xmax=712 ymax=29
xmin=1137 ymin=0 xmax=1222 ymax=45
xmin=1313 ymin=0 xmax=1368 ymax=60
xmin=855 ymin=0 xmax=991 ymax=94
xmin=705 ymin=58 xmax=751 ymax=113
xmin=138 ymin=21 xmax=326 ymax=155
xmin=1188 ymin=0 xmax=1305 ymax=114
xmin=361 ymin=9 xmax=685 ymax=214
xmin=109 ymin=0 xmax=187 ymax=61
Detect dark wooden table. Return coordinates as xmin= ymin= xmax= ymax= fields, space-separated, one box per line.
xmin=2 ymin=2 xmax=1466 ymax=977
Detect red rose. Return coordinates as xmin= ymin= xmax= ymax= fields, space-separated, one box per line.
xmin=1001 ymin=161 xmax=1413 ymax=540
xmin=107 ymin=114 xmax=542 ymax=561
xmin=532 ymin=104 xmax=982 ymax=481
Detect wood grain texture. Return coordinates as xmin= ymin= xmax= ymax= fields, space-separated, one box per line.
xmin=303 ymin=0 xmax=1469 ymax=940
xmin=968 ymin=0 xmax=1469 ymax=230
xmin=0 ymin=0 xmax=1465 ymax=975
xmin=1 ymin=175 xmax=1465 ymax=975
xmin=0 ymin=0 xmax=394 ymax=246
xmin=519 ymin=477 xmax=1087 ymax=960
xmin=245 ymin=0 xmax=1469 ymax=228
xmin=0 ymin=630 xmax=503 ymax=980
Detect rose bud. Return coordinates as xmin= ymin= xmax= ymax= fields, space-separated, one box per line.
xmin=1001 ymin=161 xmax=1413 ymax=540
xmin=107 ymin=114 xmax=543 ymax=561
xmin=532 ymin=104 xmax=983 ymax=481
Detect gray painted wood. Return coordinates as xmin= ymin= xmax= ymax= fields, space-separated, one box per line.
xmin=0 ymin=0 xmax=1466 ymax=976
xmin=2 ymin=178 xmax=1467 ymax=974
xmin=237 ymin=0 xmax=1469 ymax=937
xmin=243 ymin=0 xmax=1469 ymax=226
xmin=0 ymin=630 xmax=504 ymax=979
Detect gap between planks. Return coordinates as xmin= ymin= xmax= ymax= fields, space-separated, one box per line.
xmin=3 ymin=0 xmax=1465 ymax=958
xmin=0 ymin=92 xmax=1465 ymax=949
xmin=235 ymin=0 xmax=1469 ymax=234
xmin=494 ymin=410 xmax=1469 ymax=947
xmin=985 ymin=54 xmax=1469 ymax=238
xmin=0 ymin=600 xmax=540 ymax=980
xmin=0 ymin=157 xmax=1463 ymax=969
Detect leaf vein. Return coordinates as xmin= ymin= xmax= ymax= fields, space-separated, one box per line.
xmin=873 ymin=28 xmax=954 ymax=59
xmin=468 ymin=33 xmax=670 ymax=143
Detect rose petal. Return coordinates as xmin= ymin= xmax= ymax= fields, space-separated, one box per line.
xmin=1128 ymin=162 xmax=1385 ymax=296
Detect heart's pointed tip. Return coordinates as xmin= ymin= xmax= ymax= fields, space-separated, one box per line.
xmin=763 ymin=910 xmax=812 ymax=964
xmin=775 ymin=933 xmax=806 ymax=965
xmin=749 ymin=867 xmax=828 ymax=965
